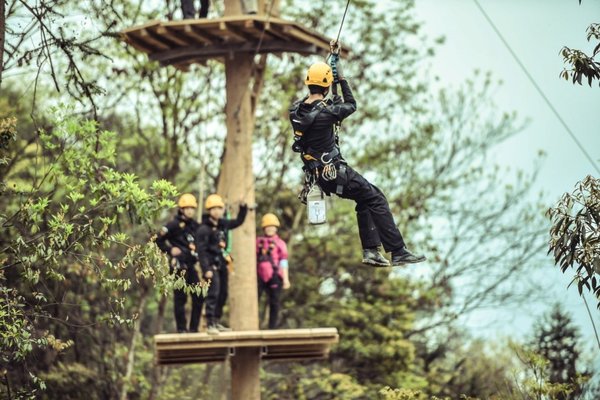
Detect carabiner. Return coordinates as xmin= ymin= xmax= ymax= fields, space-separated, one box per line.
xmin=320 ymin=152 xmax=333 ymax=164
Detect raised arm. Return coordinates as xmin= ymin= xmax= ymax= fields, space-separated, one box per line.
xmin=222 ymin=203 xmax=248 ymax=230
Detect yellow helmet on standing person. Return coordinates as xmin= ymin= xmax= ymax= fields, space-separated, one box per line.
xmin=178 ymin=193 xmax=198 ymax=209
xmin=205 ymin=194 xmax=225 ymax=210
xmin=305 ymin=62 xmax=333 ymax=88
xmin=261 ymin=213 xmax=280 ymax=228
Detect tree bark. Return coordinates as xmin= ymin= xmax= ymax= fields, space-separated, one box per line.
xmin=119 ymin=290 xmax=148 ymax=400
xmin=0 ymin=0 xmax=6 ymax=89
xmin=148 ymin=294 xmax=167 ymax=400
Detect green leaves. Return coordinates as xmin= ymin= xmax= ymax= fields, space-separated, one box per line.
xmin=559 ymin=23 xmax=600 ymax=87
xmin=1 ymin=109 xmax=184 ymax=396
xmin=548 ymin=175 xmax=600 ymax=307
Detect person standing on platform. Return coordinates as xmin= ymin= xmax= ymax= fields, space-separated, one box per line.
xmin=256 ymin=213 xmax=290 ymax=329
xmin=181 ymin=0 xmax=210 ymax=19
xmin=180 ymin=0 xmax=257 ymax=19
xmin=196 ymin=194 xmax=248 ymax=334
xmin=155 ymin=193 xmax=202 ymax=333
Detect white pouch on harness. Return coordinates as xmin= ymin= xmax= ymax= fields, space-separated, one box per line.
xmin=307 ymin=185 xmax=327 ymax=225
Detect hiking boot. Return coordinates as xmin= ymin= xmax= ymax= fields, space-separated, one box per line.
xmin=391 ymin=248 xmax=426 ymax=266
xmin=362 ymin=248 xmax=390 ymax=267
xmin=215 ymin=323 xmax=232 ymax=332
xmin=207 ymin=324 xmax=219 ymax=335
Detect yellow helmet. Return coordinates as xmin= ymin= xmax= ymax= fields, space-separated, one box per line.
xmin=261 ymin=213 xmax=280 ymax=228
xmin=178 ymin=193 xmax=198 ymax=209
xmin=205 ymin=194 xmax=225 ymax=210
xmin=305 ymin=62 xmax=333 ymax=88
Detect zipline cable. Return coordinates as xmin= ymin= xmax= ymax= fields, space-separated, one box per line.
xmin=327 ymin=0 xmax=351 ymax=62
xmin=473 ymin=0 xmax=600 ymax=175
xmin=334 ymin=0 xmax=351 ymax=47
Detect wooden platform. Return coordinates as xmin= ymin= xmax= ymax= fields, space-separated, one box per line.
xmin=154 ymin=328 xmax=339 ymax=365
xmin=121 ymin=16 xmax=349 ymax=69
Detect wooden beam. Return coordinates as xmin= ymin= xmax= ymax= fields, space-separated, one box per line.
xmin=251 ymin=20 xmax=290 ymax=42
xmin=150 ymin=40 xmax=318 ymax=65
xmin=155 ymin=328 xmax=339 ymax=341
xmin=219 ymin=21 xmax=256 ymax=42
xmin=141 ymin=28 xmax=176 ymax=51
xmin=121 ymin=35 xmax=156 ymax=55
xmin=282 ymin=25 xmax=326 ymax=51
xmin=156 ymin=26 xmax=193 ymax=47
xmin=153 ymin=328 xmax=339 ymax=366
xmin=183 ymin=24 xmax=222 ymax=44
xmin=180 ymin=24 xmax=212 ymax=45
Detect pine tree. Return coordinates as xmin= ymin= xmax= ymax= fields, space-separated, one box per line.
xmin=530 ymin=303 xmax=585 ymax=400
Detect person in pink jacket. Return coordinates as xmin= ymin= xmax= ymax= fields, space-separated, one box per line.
xmin=256 ymin=213 xmax=290 ymax=329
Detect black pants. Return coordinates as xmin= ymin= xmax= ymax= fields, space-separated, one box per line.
xmin=318 ymin=164 xmax=406 ymax=253
xmin=181 ymin=0 xmax=209 ymax=19
xmin=204 ymin=263 xmax=228 ymax=324
xmin=215 ymin=264 xmax=228 ymax=321
xmin=258 ymin=274 xmax=283 ymax=329
xmin=173 ymin=263 xmax=203 ymax=332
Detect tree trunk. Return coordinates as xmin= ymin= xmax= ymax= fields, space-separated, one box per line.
xmin=148 ymin=294 xmax=167 ymax=400
xmin=119 ymin=290 xmax=148 ymax=400
xmin=0 ymin=0 xmax=6 ymax=89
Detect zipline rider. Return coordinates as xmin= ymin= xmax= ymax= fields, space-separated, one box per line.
xmin=288 ymin=41 xmax=426 ymax=267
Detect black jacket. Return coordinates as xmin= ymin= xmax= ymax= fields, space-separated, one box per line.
xmin=155 ymin=212 xmax=199 ymax=265
xmin=195 ymin=205 xmax=248 ymax=273
xmin=289 ymin=79 xmax=357 ymax=155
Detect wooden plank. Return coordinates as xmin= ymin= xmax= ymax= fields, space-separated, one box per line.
xmin=154 ymin=328 xmax=339 ymax=366
xmin=121 ymin=35 xmax=156 ymax=54
xmin=138 ymin=28 xmax=172 ymax=51
xmin=219 ymin=21 xmax=255 ymax=41
xmin=154 ymin=328 xmax=339 ymax=342
xmin=251 ymin=20 xmax=290 ymax=42
xmin=154 ymin=328 xmax=339 ymax=343
xmin=120 ymin=16 xmax=351 ymax=67
xmin=156 ymin=26 xmax=192 ymax=46
xmin=180 ymin=24 xmax=211 ymax=44
xmin=156 ymin=337 xmax=338 ymax=351
xmin=159 ymin=21 xmax=222 ymax=44
xmin=282 ymin=25 xmax=328 ymax=51
xmin=150 ymin=41 xmax=318 ymax=65
xmin=188 ymin=24 xmax=222 ymax=44
xmin=121 ymin=19 xmax=161 ymax=35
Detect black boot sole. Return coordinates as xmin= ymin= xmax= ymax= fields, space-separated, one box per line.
xmin=362 ymin=258 xmax=391 ymax=267
xmin=391 ymin=256 xmax=426 ymax=266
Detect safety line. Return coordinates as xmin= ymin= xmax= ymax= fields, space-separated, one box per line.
xmin=473 ymin=0 xmax=600 ymax=175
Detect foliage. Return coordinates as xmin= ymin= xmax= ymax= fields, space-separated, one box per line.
xmin=528 ymin=304 xmax=590 ymax=400
xmin=1 ymin=0 xmax=111 ymax=111
xmin=509 ymin=342 xmax=587 ymax=400
xmin=547 ymin=175 xmax=600 ymax=307
xmin=0 ymin=107 xmax=185 ymax=397
xmin=560 ymin=2 xmax=600 ymax=86
xmin=0 ymin=0 xmax=560 ymax=398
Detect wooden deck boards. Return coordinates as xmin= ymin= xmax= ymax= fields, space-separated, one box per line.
xmin=121 ymin=16 xmax=349 ymax=69
xmin=154 ymin=328 xmax=339 ymax=365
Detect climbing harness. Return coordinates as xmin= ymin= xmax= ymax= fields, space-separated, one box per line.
xmin=293 ymin=0 xmax=352 ymax=225
xmin=223 ymin=209 xmax=235 ymax=274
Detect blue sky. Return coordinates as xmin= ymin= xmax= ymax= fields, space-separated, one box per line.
xmin=414 ymin=0 xmax=600 ymax=344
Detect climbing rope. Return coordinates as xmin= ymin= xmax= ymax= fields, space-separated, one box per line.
xmin=334 ymin=0 xmax=351 ymax=49
xmin=254 ymin=0 xmax=277 ymax=56
xmin=327 ymin=0 xmax=351 ymax=61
